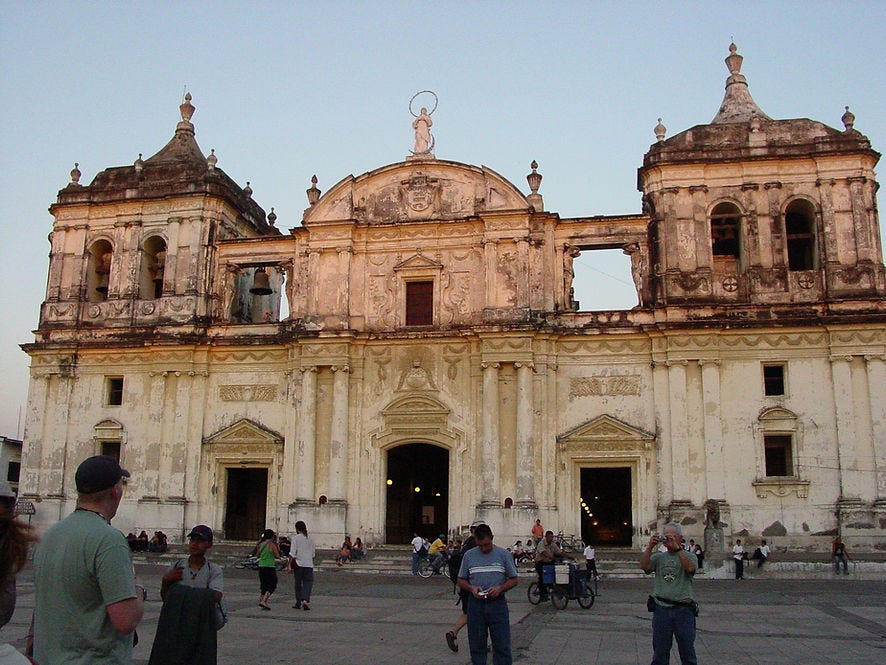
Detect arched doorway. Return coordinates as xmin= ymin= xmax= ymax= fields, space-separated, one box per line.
xmin=385 ymin=443 xmax=449 ymax=544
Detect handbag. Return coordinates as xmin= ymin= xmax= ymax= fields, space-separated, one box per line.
xmin=213 ymin=601 xmax=228 ymax=630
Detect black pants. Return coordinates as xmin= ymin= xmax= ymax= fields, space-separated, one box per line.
xmin=734 ymin=558 xmax=744 ymax=579
xmin=259 ymin=566 xmax=278 ymax=594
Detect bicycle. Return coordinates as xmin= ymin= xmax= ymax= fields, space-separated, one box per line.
xmin=527 ymin=562 xmax=594 ymax=609
xmin=555 ymin=531 xmax=582 ymax=553
xmin=417 ymin=552 xmax=453 ymax=580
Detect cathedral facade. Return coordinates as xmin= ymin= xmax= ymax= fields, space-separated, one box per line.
xmin=20 ymin=46 xmax=886 ymax=551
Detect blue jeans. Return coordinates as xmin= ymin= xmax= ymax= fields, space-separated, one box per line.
xmin=411 ymin=551 xmax=420 ymax=574
xmin=834 ymin=554 xmax=849 ymax=573
xmin=651 ymin=604 xmax=696 ymax=665
xmin=466 ymin=596 xmax=512 ymax=665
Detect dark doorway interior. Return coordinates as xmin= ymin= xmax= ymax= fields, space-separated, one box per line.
xmin=580 ymin=467 xmax=632 ymax=546
xmin=224 ymin=467 xmax=268 ymax=541
xmin=385 ymin=443 xmax=449 ymax=544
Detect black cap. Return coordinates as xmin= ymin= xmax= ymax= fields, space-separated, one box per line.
xmin=187 ymin=525 xmax=213 ymax=542
xmin=75 ymin=455 xmax=130 ymax=494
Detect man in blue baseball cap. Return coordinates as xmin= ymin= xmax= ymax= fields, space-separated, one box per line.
xmin=33 ymin=455 xmax=144 ymax=663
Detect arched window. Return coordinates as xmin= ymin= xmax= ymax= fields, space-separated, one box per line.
xmin=710 ymin=202 xmax=741 ymax=259
xmin=784 ymin=200 xmax=817 ymax=270
xmin=139 ymin=235 xmax=167 ymax=299
xmin=87 ymin=239 xmax=114 ymax=302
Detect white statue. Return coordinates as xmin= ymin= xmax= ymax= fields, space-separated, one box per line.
xmin=413 ymin=107 xmax=433 ymax=153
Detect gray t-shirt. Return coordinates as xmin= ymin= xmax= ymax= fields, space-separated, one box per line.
xmin=458 ymin=544 xmax=518 ymax=592
xmin=168 ymin=558 xmax=224 ymax=593
xmin=648 ymin=551 xmax=697 ymax=605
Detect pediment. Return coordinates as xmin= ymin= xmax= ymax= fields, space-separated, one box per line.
xmin=758 ymin=407 xmax=797 ymax=421
xmin=204 ymin=418 xmax=283 ymax=446
xmin=382 ymin=394 xmax=450 ymax=417
xmin=557 ymin=414 xmax=654 ymax=442
xmin=393 ymin=254 xmax=443 ymax=272
xmin=303 ymin=160 xmax=530 ymax=225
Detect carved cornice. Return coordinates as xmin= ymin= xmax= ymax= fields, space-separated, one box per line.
xmin=752 ymin=478 xmax=810 ymax=499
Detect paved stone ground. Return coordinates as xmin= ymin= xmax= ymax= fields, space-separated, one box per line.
xmin=4 ymin=563 xmax=884 ymax=664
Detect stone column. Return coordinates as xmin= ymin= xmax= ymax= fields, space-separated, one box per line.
xmin=480 ymin=361 xmax=501 ymax=506
xmin=666 ymin=360 xmax=689 ymax=500
xmin=699 ymin=359 xmax=725 ymax=500
xmin=144 ymin=371 xmax=167 ymax=499
xmin=515 ymin=361 xmax=536 ymax=507
xmin=651 ymin=360 xmax=673 ymax=508
xmin=328 ymin=365 xmax=350 ymax=502
xmin=864 ymin=355 xmax=886 ymax=499
xmin=164 ymin=217 xmax=181 ymax=295
xmin=296 ymin=366 xmax=318 ymax=502
xmin=830 ymin=356 xmax=858 ymax=499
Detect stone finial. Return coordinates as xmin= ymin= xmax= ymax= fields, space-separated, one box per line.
xmin=267 ymin=207 xmax=276 ymax=226
xmin=134 ymin=153 xmax=144 ymax=175
xmin=841 ymin=105 xmax=855 ymax=131
xmin=725 ymin=42 xmax=743 ymax=75
xmin=207 ymin=148 xmax=218 ymax=171
xmin=243 ymin=181 xmax=253 ymax=198
xmin=526 ymin=160 xmax=542 ymax=194
xmin=711 ymin=42 xmax=771 ymax=124
xmin=654 ymin=118 xmax=667 ymax=141
xmin=306 ymin=174 xmax=321 ymax=206
xmin=70 ymin=162 xmax=81 ymax=184
xmin=179 ymin=92 xmax=195 ymax=123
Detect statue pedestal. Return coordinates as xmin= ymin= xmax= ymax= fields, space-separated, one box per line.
xmin=704 ymin=526 xmax=724 ymax=558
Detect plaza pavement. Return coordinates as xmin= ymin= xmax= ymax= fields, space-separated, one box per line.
xmin=3 ymin=562 xmax=884 ymax=664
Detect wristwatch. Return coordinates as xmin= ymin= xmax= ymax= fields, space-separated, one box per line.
xmin=135 ymin=584 xmax=147 ymax=601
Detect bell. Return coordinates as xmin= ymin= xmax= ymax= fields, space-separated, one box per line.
xmin=249 ymin=267 xmax=272 ymax=295
xmin=96 ymin=272 xmax=109 ymax=294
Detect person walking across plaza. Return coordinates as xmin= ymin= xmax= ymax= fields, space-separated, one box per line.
xmin=411 ymin=532 xmax=425 ymax=574
xmin=457 ymin=523 xmax=519 ymax=665
xmin=832 ymin=536 xmax=852 ymax=574
xmin=530 ymin=518 xmax=544 ymax=545
xmin=257 ymin=529 xmax=280 ymax=610
xmin=445 ymin=520 xmax=482 ymax=653
xmin=289 ymin=520 xmax=316 ymax=610
xmin=150 ymin=524 xmax=225 ymax=664
xmin=640 ymin=523 xmax=698 ymax=665
xmin=32 ymin=455 xmax=145 ymax=663
xmin=583 ymin=541 xmax=598 ymax=580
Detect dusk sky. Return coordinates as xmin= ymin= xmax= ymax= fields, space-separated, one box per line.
xmin=1 ymin=2 xmax=883 ymax=437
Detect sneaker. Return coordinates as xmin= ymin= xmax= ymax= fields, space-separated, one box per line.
xmin=292 ymin=602 xmax=303 ymax=609
xmin=445 ymin=631 xmax=458 ymax=652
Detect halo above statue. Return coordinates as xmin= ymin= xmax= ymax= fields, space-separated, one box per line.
xmin=409 ymin=90 xmax=438 ymax=117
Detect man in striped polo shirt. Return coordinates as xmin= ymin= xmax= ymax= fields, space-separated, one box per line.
xmin=457 ymin=523 xmax=519 ymax=665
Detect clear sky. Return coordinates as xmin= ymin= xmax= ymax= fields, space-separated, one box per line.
xmin=0 ymin=1 xmax=883 ymax=438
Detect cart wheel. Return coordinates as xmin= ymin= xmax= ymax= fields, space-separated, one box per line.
xmin=577 ymin=581 xmax=595 ymax=609
xmin=551 ymin=586 xmax=568 ymax=610
xmin=527 ymin=582 xmax=541 ymax=605
xmin=417 ymin=558 xmax=433 ymax=578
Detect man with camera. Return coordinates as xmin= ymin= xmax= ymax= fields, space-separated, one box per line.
xmin=639 ymin=523 xmax=698 ymax=665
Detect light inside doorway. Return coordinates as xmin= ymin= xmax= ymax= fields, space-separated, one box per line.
xmin=385 ymin=443 xmax=448 ymax=544
xmin=580 ymin=467 xmax=632 ymax=546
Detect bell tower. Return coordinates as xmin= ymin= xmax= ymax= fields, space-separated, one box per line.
xmin=39 ymin=94 xmax=278 ymax=338
xmin=638 ymin=44 xmax=883 ymax=308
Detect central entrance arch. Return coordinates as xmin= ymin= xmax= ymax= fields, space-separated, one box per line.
xmin=385 ymin=443 xmax=449 ymax=544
